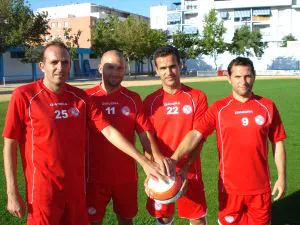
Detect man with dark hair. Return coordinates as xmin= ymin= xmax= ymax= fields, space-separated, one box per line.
xmin=3 ymin=41 xmax=165 ymax=225
xmin=172 ymin=56 xmax=286 ymax=225
xmin=85 ymin=50 xmax=174 ymax=225
xmin=144 ymin=45 xmax=208 ymax=225
xmin=227 ymin=56 xmax=256 ymax=76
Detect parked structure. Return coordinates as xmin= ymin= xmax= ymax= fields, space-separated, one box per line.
xmin=151 ymin=0 xmax=300 ymax=47
xmin=1 ymin=3 xmax=150 ymax=82
xmin=37 ymin=3 xmax=149 ymax=48
xmin=150 ymin=0 xmax=300 ymax=72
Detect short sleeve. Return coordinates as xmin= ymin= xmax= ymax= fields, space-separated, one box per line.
xmin=193 ymin=92 xmax=208 ymax=125
xmin=2 ymin=89 xmax=26 ymax=141
xmin=268 ymin=103 xmax=287 ymax=142
xmin=194 ymin=103 xmax=217 ymax=138
xmin=135 ymin=95 xmax=153 ymax=134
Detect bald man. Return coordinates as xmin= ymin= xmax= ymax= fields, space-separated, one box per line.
xmin=85 ymin=50 xmax=174 ymax=225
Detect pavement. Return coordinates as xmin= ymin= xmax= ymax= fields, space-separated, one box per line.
xmin=0 ymin=75 xmax=225 ymax=102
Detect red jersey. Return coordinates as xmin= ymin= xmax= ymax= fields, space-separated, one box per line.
xmin=143 ymin=84 xmax=208 ymax=180
xmin=86 ymin=84 xmax=152 ymax=184
xmin=195 ymin=94 xmax=287 ymax=195
xmin=2 ymin=80 xmax=109 ymax=203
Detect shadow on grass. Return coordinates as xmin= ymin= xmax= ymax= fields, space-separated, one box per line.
xmin=272 ymin=190 xmax=300 ymax=225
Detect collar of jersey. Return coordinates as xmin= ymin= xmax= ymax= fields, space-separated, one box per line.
xmin=231 ymin=92 xmax=255 ymax=104
xmin=99 ymin=82 xmax=123 ymax=96
xmin=162 ymin=84 xmax=184 ymax=96
xmin=39 ymin=79 xmax=66 ymax=97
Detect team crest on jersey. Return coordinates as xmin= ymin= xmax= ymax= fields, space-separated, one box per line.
xmin=182 ymin=105 xmax=192 ymax=114
xmin=121 ymin=106 xmax=130 ymax=116
xmin=154 ymin=201 xmax=162 ymax=210
xmin=88 ymin=207 xmax=97 ymax=215
xmin=68 ymin=107 xmax=80 ymax=118
xmin=224 ymin=215 xmax=235 ymax=223
xmin=255 ymin=115 xmax=265 ymax=125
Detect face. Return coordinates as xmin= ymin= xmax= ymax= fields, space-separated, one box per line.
xmin=155 ymin=54 xmax=181 ymax=90
xmin=39 ymin=46 xmax=70 ymax=91
xmin=228 ymin=65 xmax=255 ymax=98
xmin=99 ymin=52 xmax=125 ymax=89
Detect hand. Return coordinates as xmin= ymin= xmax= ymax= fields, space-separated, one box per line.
xmin=141 ymin=157 xmax=168 ymax=182
xmin=177 ymin=171 xmax=188 ymax=196
xmin=272 ymin=177 xmax=286 ymax=201
xmin=7 ymin=192 xmax=25 ymax=218
xmin=153 ymin=154 xmax=177 ymax=177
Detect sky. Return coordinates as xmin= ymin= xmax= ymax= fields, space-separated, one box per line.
xmin=27 ymin=0 xmax=173 ymax=17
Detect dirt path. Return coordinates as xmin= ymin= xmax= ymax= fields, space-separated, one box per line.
xmin=0 ymin=75 xmax=299 ymax=102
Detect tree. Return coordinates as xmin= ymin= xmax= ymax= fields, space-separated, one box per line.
xmin=281 ymin=34 xmax=297 ymax=47
xmin=0 ymin=0 xmax=49 ymax=80
xmin=61 ymin=28 xmax=82 ymax=59
xmin=115 ymin=16 xmax=150 ymax=76
xmin=0 ymin=0 xmax=49 ymax=54
xmin=201 ymin=9 xmax=227 ymax=70
xmin=92 ymin=15 xmax=167 ymax=76
xmin=143 ymin=29 xmax=167 ymax=74
xmin=229 ymin=24 xmax=266 ymax=57
xmin=91 ymin=15 xmax=120 ymax=57
xmin=171 ymin=31 xmax=201 ymax=68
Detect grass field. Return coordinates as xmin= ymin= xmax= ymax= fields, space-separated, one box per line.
xmin=0 ymin=79 xmax=299 ymax=225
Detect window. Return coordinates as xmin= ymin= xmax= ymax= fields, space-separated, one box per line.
xmin=219 ymin=11 xmax=229 ymax=20
xmin=64 ymin=21 xmax=69 ymax=27
xmin=253 ymin=8 xmax=271 ymax=16
xmin=51 ymin=22 xmax=57 ymax=28
xmin=167 ymin=13 xmax=181 ymax=25
xmin=234 ymin=9 xmax=251 ymax=22
xmin=58 ymin=22 xmax=61 ymax=28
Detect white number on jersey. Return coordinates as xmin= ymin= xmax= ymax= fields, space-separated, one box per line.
xmin=241 ymin=117 xmax=249 ymax=126
xmin=166 ymin=106 xmax=179 ymax=115
xmin=105 ymin=106 xmax=116 ymax=115
xmin=55 ymin=110 xmax=68 ymax=119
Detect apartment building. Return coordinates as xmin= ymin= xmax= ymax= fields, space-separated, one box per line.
xmin=151 ymin=0 xmax=300 ymax=47
xmin=37 ymin=3 xmax=149 ymax=48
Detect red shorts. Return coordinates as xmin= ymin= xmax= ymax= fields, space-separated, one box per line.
xmin=218 ymin=191 xmax=271 ymax=225
xmin=146 ymin=178 xmax=207 ymax=220
xmin=86 ymin=181 xmax=138 ymax=222
xmin=27 ymin=194 xmax=88 ymax=225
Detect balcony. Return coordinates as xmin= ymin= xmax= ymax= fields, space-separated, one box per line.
xmin=183 ymin=25 xmax=198 ymax=34
xmin=167 ymin=12 xmax=182 ymax=25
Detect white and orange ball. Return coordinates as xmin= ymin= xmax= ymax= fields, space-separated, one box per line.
xmin=146 ymin=175 xmax=184 ymax=204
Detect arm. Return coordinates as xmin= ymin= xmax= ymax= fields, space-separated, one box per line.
xmin=180 ymin=140 xmax=204 ymax=175
xmin=171 ymin=130 xmax=203 ymax=163
xmin=101 ymin=125 xmax=166 ymax=180
xmin=139 ymin=131 xmax=176 ymax=177
xmin=271 ymin=140 xmax=286 ymax=201
xmin=3 ymin=138 xmax=25 ymax=218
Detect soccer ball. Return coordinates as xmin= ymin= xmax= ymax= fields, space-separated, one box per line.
xmin=146 ymin=175 xmax=184 ymax=204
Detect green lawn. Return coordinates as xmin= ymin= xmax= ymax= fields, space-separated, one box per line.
xmin=0 ymin=79 xmax=299 ymax=225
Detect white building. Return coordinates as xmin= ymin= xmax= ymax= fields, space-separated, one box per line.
xmin=151 ymin=0 xmax=300 ymax=47
xmin=150 ymin=0 xmax=300 ymax=72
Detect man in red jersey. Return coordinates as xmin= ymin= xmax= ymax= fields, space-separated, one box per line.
xmin=3 ymin=41 xmax=166 ymax=225
xmin=172 ymin=57 xmax=286 ymax=225
xmin=85 ymin=50 xmax=174 ymax=225
xmin=143 ymin=46 xmax=208 ymax=225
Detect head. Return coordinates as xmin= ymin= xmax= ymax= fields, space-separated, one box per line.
xmin=227 ymin=57 xmax=256 ymax=99
xmin=99 ymin=50 xmax=125 ymax=91
xmin=39 ymin=41 xmax=71 ymax=92
xmin=153 ymin=46 xmax=182 ymax=91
